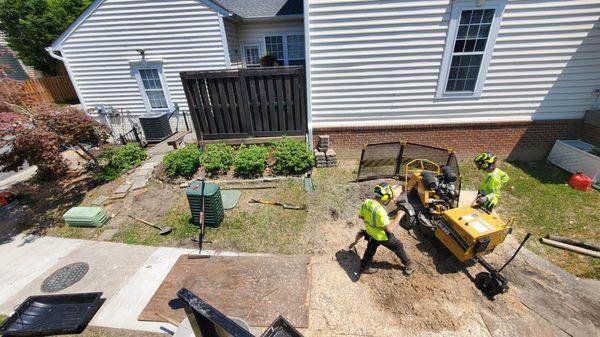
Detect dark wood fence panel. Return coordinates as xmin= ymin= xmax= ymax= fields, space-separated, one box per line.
xmin=180 ymin=67 xmax=306 ymax=140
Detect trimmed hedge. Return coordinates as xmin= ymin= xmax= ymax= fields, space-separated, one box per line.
xmin=272 ymin=138 xmax=314 ymax=175
xmin=95 ymin=143 xmax=146 ymax=183
xmin=201 ymin=143 xmax=234 ymax=174
xmin=163 ymin=144 xmax=202 ymax=178
xmin=233 ymin=145 xmax=269 ymax=178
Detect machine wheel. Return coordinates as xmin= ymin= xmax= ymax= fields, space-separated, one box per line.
xmin=417 ymin=210 xmax=436 ymax=238
xmin=475 ymin=272 xmax=503 ymax=299
xmin=398 ymin=204 xmax=417 ymax=231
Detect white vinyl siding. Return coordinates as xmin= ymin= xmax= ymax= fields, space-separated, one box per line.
xmin=306 ymin=0 xmax=600 ymax=128
xmin=60 ymin=0 xmax=228 ymax=114
xmin=223 ymin=19 xmax=241 ymax=66
xmin=236 ymin=19 xmax=305 ymax=65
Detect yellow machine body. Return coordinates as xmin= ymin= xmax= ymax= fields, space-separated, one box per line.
xmin=435 ymin=206 xmax=511 ymax=262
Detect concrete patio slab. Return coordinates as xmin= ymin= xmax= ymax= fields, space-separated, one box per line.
xmin=0 ymin=240 xmax=155 ymax=315
xmin=91 ymin=247 xmax=195 ymax=332
xmin=0 ymin=235 xmax=85 ymax=312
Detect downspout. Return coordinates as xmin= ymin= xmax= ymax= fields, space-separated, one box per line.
xmin=303 ymin=0 xmax=314 ymax=148
xmin=45 ymin=47 xmax=87 ymax=110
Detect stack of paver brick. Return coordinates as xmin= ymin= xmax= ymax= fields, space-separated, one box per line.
xmin=314 ymin=135 xmax=337 ymax=167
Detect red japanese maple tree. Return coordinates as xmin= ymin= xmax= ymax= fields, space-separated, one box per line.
xmin=0 ymin=70 xmax=108 ymax=180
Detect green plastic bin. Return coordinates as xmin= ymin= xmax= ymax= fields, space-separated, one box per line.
xmin=63 ymin=207 xmax=110 ymax=228
xmin=187 ymin=181 xmax=224 ymax=228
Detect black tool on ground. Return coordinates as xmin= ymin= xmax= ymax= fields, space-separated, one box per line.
xmin=189 ymin=178 xmax=210 ymax=259
xmin=128 ymin=215 xmax=172 ymax=235
xmin=249 ymin=199 xmax=307 ymax=210
xmin=176 ymin=288 xmax=305 ymax=337
xmin=474 ymin=233 xmax=532 ymax=299
xmin=0 ymin=292 xmax=103 ymax=336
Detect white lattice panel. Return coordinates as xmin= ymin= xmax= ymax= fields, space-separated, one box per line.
xmin=548 ymin=140 xmax=600 ymax=183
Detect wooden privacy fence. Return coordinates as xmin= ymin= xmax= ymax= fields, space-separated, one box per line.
xmin=22 ymin=75 xmax=78 ymax=104
xmin=180 ymin=66 xmax=306 ymax=139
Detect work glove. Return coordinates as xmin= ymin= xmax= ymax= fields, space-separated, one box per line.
xmin=478 ymin=189 xmax=487 ymax=196
xmin=476 ymin=195 xmax=487 ymax=206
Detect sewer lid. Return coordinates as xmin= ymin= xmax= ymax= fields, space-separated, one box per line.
xmin=41 ymin=262 xmax=89 ymax=293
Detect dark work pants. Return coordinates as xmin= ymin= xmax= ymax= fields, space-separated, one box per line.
xmin=360 ymin=232 xmax=411 ymax=268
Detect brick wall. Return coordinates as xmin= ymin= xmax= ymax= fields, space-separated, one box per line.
xmin=580 ymin=124 xmax=600 ymax=146
xmin=313 ymin=119 xmax=585 ymax=160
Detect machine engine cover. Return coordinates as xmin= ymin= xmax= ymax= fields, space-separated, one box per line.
xmin=434 ymin=206 xmax=510 ymax=262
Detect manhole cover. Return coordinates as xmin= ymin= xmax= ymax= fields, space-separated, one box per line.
xmin=41 ymin=262 xmax=89 ymax=293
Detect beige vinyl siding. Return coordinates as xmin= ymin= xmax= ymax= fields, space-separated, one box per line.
xmin=223 ymin=19 xmax=241 ymax=66
xmin=61 ymin=0 xmax=227 ymax=114
xmin=306 ymin=0 xmax=600 ymax=127
xmin=236 ymin=19 xmax=304 ymax=59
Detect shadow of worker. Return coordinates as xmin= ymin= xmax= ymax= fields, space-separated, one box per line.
xmin=335 ymin=249 xmax=362 ymax=282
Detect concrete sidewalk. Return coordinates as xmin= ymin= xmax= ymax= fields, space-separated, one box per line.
xmin=0 ymin=234 xmax=243 ymax=333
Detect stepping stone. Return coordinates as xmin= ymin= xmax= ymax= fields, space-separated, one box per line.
xmin=141 ymin=162 xmax=160 ymax=170
xmin=131 ymin=177 xmax=148 ymax=191
xmin=111 ymin=183 xmax=131 ymax=199
xmin=134 ymin=169 xmax=152 ymax=177
xmin=97 ymin=228 xmax=118 ymax=241
xmin=91 ymin=195 xmax=109 ymax=206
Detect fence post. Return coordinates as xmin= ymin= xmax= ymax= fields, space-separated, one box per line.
xmin=182 ymin=110 xmax=190 ymax=132
xmin=133 ymin=126 xmax=143 ymax=147
xmin=120 ymin=134 xmax=126 ymax=145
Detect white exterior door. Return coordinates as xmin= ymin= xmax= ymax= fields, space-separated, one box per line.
xmin=243 ymin=44 xmax=260 ymax=66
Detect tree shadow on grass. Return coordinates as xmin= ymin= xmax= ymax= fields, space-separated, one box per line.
xmin=507 ymin=161 xmax=572 ymax=185
xmin=0 ymin=176 xmax=95 ymax=244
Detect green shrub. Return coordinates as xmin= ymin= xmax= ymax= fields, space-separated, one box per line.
xmin=95 ymin=143 xmax=147 ymax=183
xmin=272 ymin=137 xmax=314 ymax=175
xmin=233 ymin=145 xmax=269 ymax=178
xmin=163 ymin=144 xmax=202 ymax=178
xmin=201 ymin=143 xmax=234 ymax=174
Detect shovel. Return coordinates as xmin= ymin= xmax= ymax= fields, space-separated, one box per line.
xmin=128 ymin=215 xmax=172 ymax=235
xmin=249 ymin=199 xmax=306 ymax=210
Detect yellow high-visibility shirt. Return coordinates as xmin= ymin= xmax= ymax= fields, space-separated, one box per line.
xmin=479 ymin=168 xmax=509 ymax=205
xmin=359 ymin=199 xmax=390 ymax=241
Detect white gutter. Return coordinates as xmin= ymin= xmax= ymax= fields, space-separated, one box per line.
xmin=45 ymin=47 xmax=87 ymax=110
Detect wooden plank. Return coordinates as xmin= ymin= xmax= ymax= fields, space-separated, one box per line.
xmin=246 ymin=75 xmax=261 ymax=132
xmin=207 ymin=78 xmax=226 ymax=134
xmin=284 ymin=75 xmax=294 ymax=131
xmin=217 ymin=78 xmax=233 ymax=133
xmin=225 ymin=78 xmax=241 ymax=133
xmin=275 ymin=75 xmax=285 ymax=131
xmin=256 ymin=77 xmax=270 ymax=132
xmin=198 ymin=78 xmax=218 ymax=134
xmin=292 ymin=75 xmax=301 ymax=131
xmin=180 ymin=75 xmax=207 ymax=136
xmin=235 ymin=70 xmax=252 ymax=135
xmin=139 ymin=255 xmax=310 ymax=328
xmin=266 ymin=75 xmax=278 ymax=131
xmin=191 ymin=79 xmax=210 ymax=134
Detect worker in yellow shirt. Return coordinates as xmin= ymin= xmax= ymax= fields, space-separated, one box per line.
xmin=474 ymin=152 xmax=509 ymax=212
xmin=358 ymin=183 xmax=417 ymax=276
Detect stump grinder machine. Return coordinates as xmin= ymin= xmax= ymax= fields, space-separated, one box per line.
xmin=356 ymin=141 xmax=531 ymax=299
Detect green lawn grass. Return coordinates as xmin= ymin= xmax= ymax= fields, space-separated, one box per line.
xmin=460 ymin=161 xmax=600 ymax=279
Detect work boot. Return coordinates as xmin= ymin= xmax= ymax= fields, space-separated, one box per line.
xmin=359 ymin=265 xmax=377 ymax=274
xmin=403 ymin=261 xmax=418 ymax=276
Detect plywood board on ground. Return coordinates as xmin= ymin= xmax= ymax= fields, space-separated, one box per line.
xmin=138 ymin=255 xmax=310 ymax=328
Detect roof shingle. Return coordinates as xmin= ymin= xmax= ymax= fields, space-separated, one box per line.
xmin=214 ymin=0 xmax=302 ymax=18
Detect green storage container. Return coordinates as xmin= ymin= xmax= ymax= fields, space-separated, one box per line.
xmin=187 ymin=181 xmax=224 ymax=228
xmin=63 ymin=207 xmax=110 ymax=228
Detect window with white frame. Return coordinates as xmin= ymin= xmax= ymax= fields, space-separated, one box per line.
xmin=265 ymin=35 xmax=284 ymax=64
xmin=263 ymin=34 xmax=305 ymax=66
xmin=287 ymin=34 xmax=305 ymax=66
xmin=436 ymin=1 xmax=505 ymax=98
xmin=131 ymin=63 xmax=172 ymax=113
